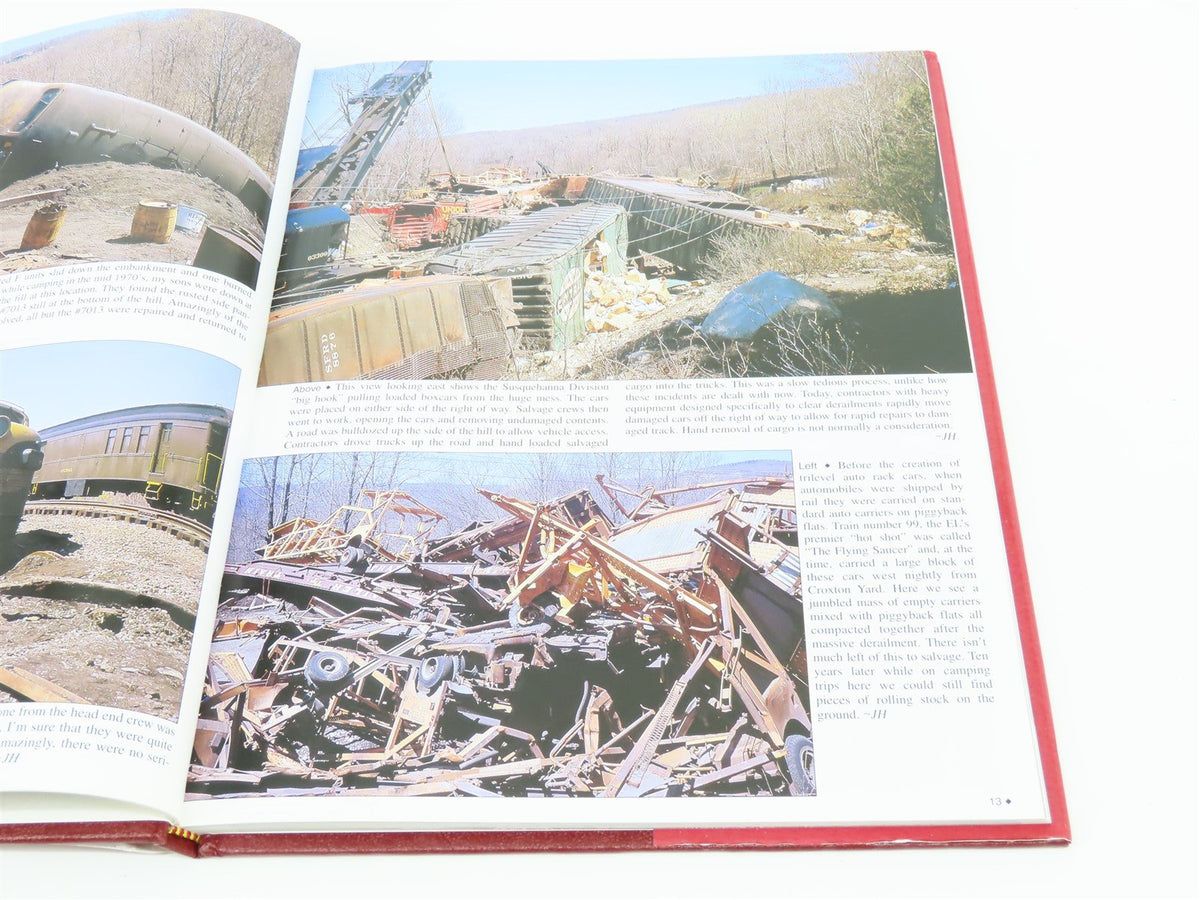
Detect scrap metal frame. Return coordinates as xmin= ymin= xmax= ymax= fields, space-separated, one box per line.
xmin=259 ymin=489 xmax=444 ymax=565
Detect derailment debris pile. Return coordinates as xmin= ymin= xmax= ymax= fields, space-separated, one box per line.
xmin=584 ymin=269 xmax=671 ymax=334
xmin=189 ymin=478 xmax=815 ymax=799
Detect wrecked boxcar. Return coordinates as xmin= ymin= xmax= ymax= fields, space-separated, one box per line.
xmin=581 ymin=176 xmax=828 ymax=273
xmin=189 ymin=477 xmax=814 ymax=800
xmin=258 ymin=274 xmax=519 ymax=386
xmin=426 ymin=203 xmax=628 ymax=350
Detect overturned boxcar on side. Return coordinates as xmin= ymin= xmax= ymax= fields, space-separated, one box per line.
xmin=258 ymin=274 xmax=519 ymax=386
xmin=581 ymin=176 xmax=824 ymax=273
xmin=426 ymin=202 xmax=628 ymax=350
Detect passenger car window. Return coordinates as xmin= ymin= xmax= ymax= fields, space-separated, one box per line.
xmin=16 ymin=88 xmax=61 ymax=130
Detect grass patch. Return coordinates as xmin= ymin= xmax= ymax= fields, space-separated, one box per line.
xmin=701 ymin=227 xmax=855 ymax=286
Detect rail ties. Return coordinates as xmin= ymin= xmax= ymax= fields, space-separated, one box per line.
xmin=23 ymin=499 xmax=211 ymax=549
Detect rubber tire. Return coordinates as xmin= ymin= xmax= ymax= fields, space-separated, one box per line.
xmin=304 ymin=651 xmax=352 ymax=691
xmin=339 ymin=545 xmax=369 ymax=574
xmin=783 ymin=733 xmax=816 ymax=796
xmin=509 ymin=602 xmax=545 ymax=628
xmin=416 ymin=655 xmax=457 ymax=692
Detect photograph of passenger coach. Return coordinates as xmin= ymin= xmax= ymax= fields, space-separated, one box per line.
xmin=0 ymin=340 xmax=238 ymax=719
xmin=258 ymin=52 xmax=968 ymax=385
xmin=189 ymin=450 xmax=814 ymax=799
xmin=0 ymin=10 xmax=297 ymax=283
xmin=29 ymin=402 xmax=231 ymax=526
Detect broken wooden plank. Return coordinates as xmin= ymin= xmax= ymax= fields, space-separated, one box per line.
xmin=192 ymin=718 xmax=231 ymax=769
xmin=0 ymin=188 xmax=68 ymax=210
xmin=0 ymin=667 xmax=91 ymax=704
xmin=689 ymin=750 xmax=778 ymax=791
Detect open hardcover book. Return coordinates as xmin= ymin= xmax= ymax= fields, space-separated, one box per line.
xmin=0 ymin=10 xmax=1068 ymax=856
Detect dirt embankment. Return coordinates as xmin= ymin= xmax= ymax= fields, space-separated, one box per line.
xmin=0 ymin=508 xmax=209 ymax=720
xmin=0 ymin=161 xmax=265 ymax=274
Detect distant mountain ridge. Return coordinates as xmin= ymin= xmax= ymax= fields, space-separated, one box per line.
xmin=439 ymin=86 xmax=832 ymax=182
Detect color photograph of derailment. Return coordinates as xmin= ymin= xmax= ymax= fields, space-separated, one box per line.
xmin=187 ymin=450 xmax=815 ymax=799
xmin=262 ymin=52 xmax=970 ymax=386
xmin=0 ymin=11 xmax=297 ymax=286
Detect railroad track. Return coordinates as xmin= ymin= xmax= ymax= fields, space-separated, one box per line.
xmin=23 ymin=499 xmax=211 ymax=548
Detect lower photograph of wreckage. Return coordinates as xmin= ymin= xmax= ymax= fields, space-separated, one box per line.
xmin=187 ymin=452 xmax=815 ymax=800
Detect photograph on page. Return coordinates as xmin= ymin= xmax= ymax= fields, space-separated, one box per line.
xmin=186 ymin=449 xmax=815 ymax=801
xmin=0 ymin=10 xmax=298 ymax=287
xmin=0 ymin=340 xmax=237 ymax=721
xmin=260 ymin=53 xmax=970 ymax=386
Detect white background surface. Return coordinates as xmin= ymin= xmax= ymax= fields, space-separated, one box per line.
xmin=1 ymin=1 xmax=1196 ymax=897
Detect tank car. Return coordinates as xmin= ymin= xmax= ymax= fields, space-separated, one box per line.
xmin=0 ymin=401 xmax=43 ymax=544
xmin=30 ymin=403 xmax=231 ymax=524
xmin=0 ymin=80 xmax=273 ymax=224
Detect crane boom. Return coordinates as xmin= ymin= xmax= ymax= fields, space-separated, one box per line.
xmin=292 ymin=61 xmax=432 ymax=206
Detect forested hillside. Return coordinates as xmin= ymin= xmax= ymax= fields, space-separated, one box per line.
xmin=352 ymin=51 xmax=947 ymax=243
xmin=0 ymin=10 xmax=297 ymax=173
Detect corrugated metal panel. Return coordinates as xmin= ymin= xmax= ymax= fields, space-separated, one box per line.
xmin=739 ymin=483 xmax=796 ymax=509
xmin=589 ymin=176 xmax=814 ymax=227
xmin=750 ymin=543 xmax=803 ymax=594
xmin=437 ymin=193 xmax=504 ymax=217
xmin=426 ymin=202 xmax=627 ymax=349
xmin=581 ymin=177 xmax=821 ymax=273
xmin=428 ymin=203 xmax=626 ymax=273
xmin=259 ymin=275 xmax=509 ymax=384
xmin=595 ymin=177 xmax=750 ymax=206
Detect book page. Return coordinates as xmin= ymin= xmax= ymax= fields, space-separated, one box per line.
xmin=181 ymin=53 xmax=1050 ymax=834
xmin=0 ymin=9 xmax=300 ymax=823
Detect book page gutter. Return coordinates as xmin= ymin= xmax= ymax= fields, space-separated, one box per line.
xmin=0 ymin=8 xmax=311 ymax=823
xmin=181 ymin=374 xmax=1048 ymax=833
xmin=0 ymin=262 xmax=269 ymax=821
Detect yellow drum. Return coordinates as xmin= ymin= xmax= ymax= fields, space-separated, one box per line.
xmin=131 ymin=200 xmax=177 ymax=243
xmin=19 ymin=203 xmax=66 ymax=250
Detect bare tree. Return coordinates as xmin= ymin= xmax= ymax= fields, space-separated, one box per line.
xmin=0 ymin=10 xmax=297 ymax=172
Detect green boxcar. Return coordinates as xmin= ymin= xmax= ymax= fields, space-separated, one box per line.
xmin=427 ymin=203 xmax=628 ymax=350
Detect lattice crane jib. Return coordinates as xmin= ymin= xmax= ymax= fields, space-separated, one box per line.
xmin=292 ymin=61 xmax=432 ymax=207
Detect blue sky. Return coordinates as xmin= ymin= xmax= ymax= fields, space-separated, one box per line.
xmin=0 ymin=341 xmax=239 ymax=430
xmin=241 ymin=450 xmax=793 ymax=495
xmin=0 ymin=11 xmax=176 ymax=59
xmin=393 ymin=449 xmax=793 ymax=484
xmin=304 ymin=55 xmax=853 ymax=144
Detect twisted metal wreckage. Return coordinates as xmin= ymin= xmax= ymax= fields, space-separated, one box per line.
xmin=189 ymin=476 xmax=815 ymax=799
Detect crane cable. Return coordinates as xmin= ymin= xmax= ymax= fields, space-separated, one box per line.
xmin=426 ymin=93 xmax=456 ymax=187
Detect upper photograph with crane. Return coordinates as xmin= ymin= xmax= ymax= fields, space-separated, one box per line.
xmin=0 ymin=11 xmax=298 ymax=286
xmin=261 ymin=54 xmax=971 ymax=385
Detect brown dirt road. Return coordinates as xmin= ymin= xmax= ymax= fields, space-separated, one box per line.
xmin=0 ymin=508 xmax=209 ymax=720
xmin=0 ymin=160 xmax=266 ymax=274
